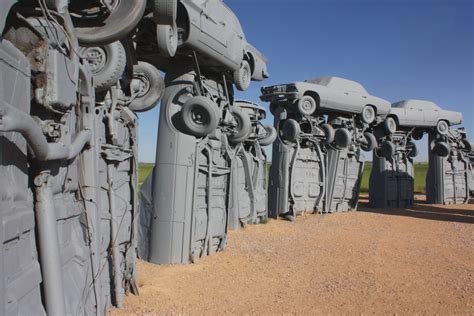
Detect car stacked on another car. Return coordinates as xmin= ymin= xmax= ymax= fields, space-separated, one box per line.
xmin=260 ymin=76 xmax=391 ymax=151
xmin=137 ymin=0 xmax=269 ymax=91
xmin=381 ymin=99 xmax=465 ymax=157
xmin=384 ymin=99 xmax=462 ymax=136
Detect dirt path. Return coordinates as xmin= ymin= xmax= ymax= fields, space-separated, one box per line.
xmin=112 ymin=198 xmax=474 ymax=315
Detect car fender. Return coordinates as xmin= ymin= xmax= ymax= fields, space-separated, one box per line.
xmin=366 ymin=96 xmax=391 ymax=116
xmin=443 ymin=110 xmax=463 ymax=126
xmin=244 ymin=44 xmax=269 ymax=81
xmin=388 ymin=108 xmax=406 ymax=126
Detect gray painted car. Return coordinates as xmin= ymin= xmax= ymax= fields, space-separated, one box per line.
xmin=387 ymin=100 xmax=463 ymax=135
xmin=153 ymin=0 xmax=269 ymax=91
xmin=261 ymin=76 xmax=391 ymax=124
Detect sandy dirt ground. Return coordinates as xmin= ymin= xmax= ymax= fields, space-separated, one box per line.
xmin=112 ymin=197 xmax=474 ymax=315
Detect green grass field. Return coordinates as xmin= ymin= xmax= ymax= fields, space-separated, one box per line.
xmin=140 ymin=162 xmax=429 ymax=194
xmin=139 ymin=163 xmax=154 ymax=187
xmin=360 ymin=162 xmax=428 ymax=194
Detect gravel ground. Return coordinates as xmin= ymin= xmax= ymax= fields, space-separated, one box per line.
xmin=112 ymin=197 xmax=474 ymax=315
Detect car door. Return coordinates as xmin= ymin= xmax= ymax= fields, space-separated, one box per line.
xmin=200 ymin=0 xmax=228 ymax=51
xmin=422 ymin=107 xmax=440 ymax=126
xmin=319 ymin=87 xmax=351 ymax=113
xmin=405 ymin=106 xmax=425 ymax=126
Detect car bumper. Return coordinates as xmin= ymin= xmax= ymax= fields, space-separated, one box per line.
xmin=260 ymin=92 xmax=298 ymax=103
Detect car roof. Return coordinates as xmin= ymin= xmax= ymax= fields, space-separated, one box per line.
xmin=392 ymin=99 xmax=441 ymax=110
xmin=304 ymin=76 xmax=368 ymax=94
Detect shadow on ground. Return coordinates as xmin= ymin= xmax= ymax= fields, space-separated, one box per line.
xmin=358 ymin=198 xmax=474 ymax=224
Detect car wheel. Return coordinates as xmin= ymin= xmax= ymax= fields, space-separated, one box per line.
xmin=281 ymin=119 xmax=300 ymax=143
xmin=181 ymin=96 xmax=218 ymax=137
xmin=269 ymin=103 xmax=279 ymax=116
xmin=234 ymin=60 xmax=251 ymax=91
xmin=436 ymin=120 xmax=449 ymax=136
xmin=81 ymin=41 xmax=126 ymax=92
xmin=407 ymin=141 xmax=418 ymax=158
xmin=228 ymin=107 xmax=252 ymax=144
xmin=384 ymin=116 xmax=397 ymax=134
xmin=361 ymin=132 xmax=377 ymax=152
xmin=433 ymin=141 xmax=450 ymax=157
xmin=320 ymin=123 xmax=335 ymax=144
xmin=297 ymin=95 xmax=317 ymax=116
xmin=153 ymin=0 xmax=177 ymax=25
xmin=128 ymin=61 xmax=164 ymax=112
xmin=73 ymin=0 xmax=147 ymax=46
xmin=360 ymin=105 xmax=376 ymax=124
xmin=412 ymin=130 xmax=424 ymax=141
xmin=461 ymin=139 xmax=472 ymax=152
xmin=258 ymin=125 xmax=277 ymax=146
xmin=380 ymin=140 xmax=395 ymax=159
xmin=334 ymin=128 xmax=352 ymax=149
xmin=156 ymin=23 xmax=178 ymax=58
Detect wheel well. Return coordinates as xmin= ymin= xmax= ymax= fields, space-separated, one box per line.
xmin=438 ymin=119 xmax=450 ymax=126
xmin=177 ymin=2 xmax=190 ymax=42
xmin=303 ymin=91 xmax=320 ymax=107
xmin=365 ymin=104 xmax=377 ymax=115
xmin=387 ymin=114 xmax=398 ymax=125
xmin=244 ymin=52 xmax=255 ymax=74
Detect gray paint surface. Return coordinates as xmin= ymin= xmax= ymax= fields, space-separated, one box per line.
xmin=1 ymin=3 xmax=140 ymax=314
xmin=369 ymin=134 xmax=415 ymax=209
xmin=263 ymin=77 xmax=381 ymax=218
xmin=426 ymin=129 xmax=471 ymax=205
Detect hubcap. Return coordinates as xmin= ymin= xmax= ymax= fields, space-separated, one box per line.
xmin=302 ymin=100 xmax=312 ymax=112
xmin=132 ymin=73 xmax=151 ymax=98
xmin=84 ymin=47 xmax=107 ymax=74
xmin=192 ymin=108 xmax=209 ymax=126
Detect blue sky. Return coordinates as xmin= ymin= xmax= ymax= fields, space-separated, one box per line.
xmin=137 ymin=0 xmax=473 ymax=163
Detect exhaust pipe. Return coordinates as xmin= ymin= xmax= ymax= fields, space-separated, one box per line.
xmin=0 ymin=101 xmax=91 ymax=161
xmin=34 ymin=173 xmax=66 ymax=316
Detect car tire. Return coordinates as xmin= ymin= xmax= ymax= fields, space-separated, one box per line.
xmin=384 ymin=116 xmax=397 ymax=134
xmin=81 ymin=41 xmax=126 ymax=92
xmin=436 ymin=120 xmax=449 ymax=136
xmin=320 ymin=123 xmax=335 ymax=144
xmin=361 ymin=132 xmax=377 ymax=152
xmin=281 ymin=119 xmax=300 ymax=143
xmin=412 ymin=130 xmax=424 ymax=141
xmin=334 ymin=128 xmax=352 ymax=149
xmin=128 ymin=61 xmax=164 ymax=112
xmin=269 ymin=103 xmax=279 ymax=116
xmin=181 ymin=96 xmax=218 ymax=137
xmin=153 ymin=0 xmax=177 ymax=25
xmin=297 ymin=95 xmax=317 ymax=116
xmin=156 ymin=23 xmax=178 ymax=58
xmin=407 ymin=141 xmax=418 ymax=158
xmin=74 ymin=0 xmax=147 ymax=46
xmin=234 ymin=60 xmax=251 ymax=91
xmin=228 ymin=107 xmax=252 ymax=144
xmin=433 ymin=141 xmax=450 ymax=157
xmin=258 ymin=125 xmax=277 ymax=146
xmin=461 ymin=139 xmax=472 ymax=152
xmin=380 ymin=140 xmax=395 ymax=159
xmin=360 ymin=105 xmax=376 ymax=124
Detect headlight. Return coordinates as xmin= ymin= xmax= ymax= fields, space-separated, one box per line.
xmin=285 ymin=85 xmax=298 ymax=93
